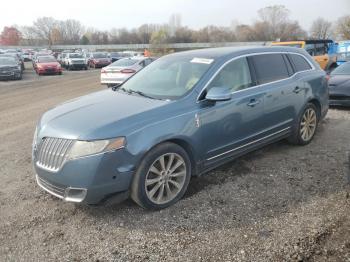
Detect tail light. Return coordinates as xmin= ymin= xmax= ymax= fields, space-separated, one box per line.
xmin=121 ymin=69 xmax=136 ymax=74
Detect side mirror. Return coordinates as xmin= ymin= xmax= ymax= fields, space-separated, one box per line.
xmin=205 ymin=86 xmax=232 ymax=101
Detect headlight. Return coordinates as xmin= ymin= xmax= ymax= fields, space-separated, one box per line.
xmin=17 ymin=65 xmax=21 ymax=70
xmin=67 ymin=137 xmax=126 ymax=159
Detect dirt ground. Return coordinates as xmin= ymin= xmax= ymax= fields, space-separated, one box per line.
xmin=0 ymin=63 xmax=349 ymax=262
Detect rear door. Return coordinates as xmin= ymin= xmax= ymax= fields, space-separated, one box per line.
xmin=249 ymin=53 xmax=297 ymax=134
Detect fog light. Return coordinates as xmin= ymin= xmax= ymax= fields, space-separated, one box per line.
xmin=64 ymin=187 xmax=87 ymax=203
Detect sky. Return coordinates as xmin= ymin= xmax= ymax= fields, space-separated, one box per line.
xmin=1 ymin=0 xmax=349 ymax=32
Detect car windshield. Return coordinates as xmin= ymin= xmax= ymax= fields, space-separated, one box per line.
xmin=110 ymin=52 xmax=120 ymax=57
xmin=119 ymin=55 xmax=214 ymax=100
xmin=111 ymin=58 xmax=139 ymax=67
xmin=0 ymin=57 xmax=17 ymax=65
xmin=93 ymin=53 xmax=107 ymax=58
xmin=38 ymin=56 xmax=56 ymax=63
xmin=69 ymin=53 xmax=83 ymax=58
xmin=331 ymin=62 xmax=350 ymax=75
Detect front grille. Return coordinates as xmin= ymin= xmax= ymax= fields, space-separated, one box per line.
xmin=37 ymin=137 xmax=74 ymax=172
xmin=36 ymin=175 xmax=66 ymax=198
xmin=72 ymin=60 xmax=85 ymax=64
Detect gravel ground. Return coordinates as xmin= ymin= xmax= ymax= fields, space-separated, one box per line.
xmin=0 ymin=63 xmax=349 ymax=261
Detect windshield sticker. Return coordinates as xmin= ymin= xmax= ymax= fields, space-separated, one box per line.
xmin=190 ymin=58 xmax=214 ymax=64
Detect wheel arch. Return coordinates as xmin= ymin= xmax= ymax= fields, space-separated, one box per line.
xmin=307 ymin=98 xmax=322 ymax=118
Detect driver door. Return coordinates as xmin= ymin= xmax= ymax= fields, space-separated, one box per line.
xmin=196 ymin=57 xmax=265 ymax=166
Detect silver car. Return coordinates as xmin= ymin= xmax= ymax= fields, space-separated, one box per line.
xmin=101 ymin=57 xmax=154 ymax=87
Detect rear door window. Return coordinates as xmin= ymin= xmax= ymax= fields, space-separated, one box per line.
xmin=289 ymin=54 xmax=312 ymax=72
xmin=251 ymin=54 xmax=290 ymax=84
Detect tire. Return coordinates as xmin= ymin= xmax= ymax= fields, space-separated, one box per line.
xmin=288 ymin=103 xmax=319 ymax=145
xmin=131 ymin=142 xmax=191 ymax=210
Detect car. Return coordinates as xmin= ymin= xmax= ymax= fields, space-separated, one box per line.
xmin=328 ymin=61 xmax=350 ymax=107
xmin=101 ymin=57 xmax=155 ymax=87
xmin=32 ymin=46 xmax=328 ymax=209
xmin=88 ymin=52 xmax=111 ymax=68
xmin=64 ymin=53 xmax=88 ymax=70
xmin=34 ymin=55 xmax=62 ymax=75
xmin=0 ymin=56 xmax=22 ymax=80
xmin=0 ymin=53 xmax=24 ymax=71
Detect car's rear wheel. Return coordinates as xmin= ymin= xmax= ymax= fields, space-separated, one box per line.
xmin=288 ymin=103 xmax=318 ymax=145
xmin=131 ymin=142 xmax=191 ymax=210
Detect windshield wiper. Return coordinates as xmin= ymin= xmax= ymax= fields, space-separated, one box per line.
xmin=114 ymin=87 xmax=160 ymax=100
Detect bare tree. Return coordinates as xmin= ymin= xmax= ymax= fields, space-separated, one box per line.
xmin=58 ymin=19 xmax=85 ymax=44
xmin=254 ymin=5 xmax=305 ymax=41
xmin=32 ymin=17 xmax=58 ymax=46
xmin=336 ymin=15 xmax=350 ymax=39
xmin=310 ymin=18 xmax=333 ymax=39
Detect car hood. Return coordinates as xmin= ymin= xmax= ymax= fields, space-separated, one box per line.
xmin=39 ymin=90 xmax=169 ymax=140
xmin=329 ymin=74 xmax=350 ymax=88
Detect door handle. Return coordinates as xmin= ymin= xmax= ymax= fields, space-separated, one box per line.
xmin=247 ymin=99 xmax=260 ymax=107
xmin=293 ymin=86 xmax=301 ymax=94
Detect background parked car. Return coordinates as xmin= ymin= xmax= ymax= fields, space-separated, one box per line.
xmin=108 ymin=52 xmax=132 ymax=62
xmin=33 ymin=55 xmax=62 ymax=76
xmin=101 ymin=56 xmax=155 ymax=87
xmin=64 ymin=53 xmax=88 ymax=70
xmin=88 ymin=52 xmax=111 ymax=68
xmin=0 ymin=56 xmax=22 ymax=80
xmin=328 ymin=61 xmax=350 ymax=107
xmin=0 ymin=53 xmax=24 ymax=71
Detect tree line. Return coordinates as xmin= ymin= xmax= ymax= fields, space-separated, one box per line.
xmin=1 ymin=5 xmax=350 ymax=46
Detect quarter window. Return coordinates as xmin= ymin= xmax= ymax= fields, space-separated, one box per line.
xmin=251 ymin=54 xmax=290 ymax=84
xmin=289 ymin=54 xmax=312 ymax=72
xmin=207 ymin=57 xmax=254 ymax=92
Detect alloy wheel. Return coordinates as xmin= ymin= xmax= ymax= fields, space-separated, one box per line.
xmin=300 ymin=108 xmax=317 ymax=142
xmin=145 ymin=153 xmax=187 ymax=205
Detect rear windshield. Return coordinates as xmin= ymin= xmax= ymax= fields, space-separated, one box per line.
xmin=38 ymin=56 xmax=56 ymax=63
xmin=111 ymin=58 xmax=139 ymax=67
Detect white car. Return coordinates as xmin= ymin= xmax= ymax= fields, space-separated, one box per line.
xmin=100 ymin=57 xmax=154 ymax=87
xmin=64 ymin=53 xmax=88 ymax=70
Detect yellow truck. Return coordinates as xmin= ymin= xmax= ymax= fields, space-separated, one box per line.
xmin=271 ymin=40 xmax=338 ymax=71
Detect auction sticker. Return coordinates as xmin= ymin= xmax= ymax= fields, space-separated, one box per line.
xmin=190 ymin=58 xmax=214 ymax=64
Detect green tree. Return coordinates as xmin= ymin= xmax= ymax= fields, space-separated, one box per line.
xmin=80 ymin=35 xmax=90 ymax=45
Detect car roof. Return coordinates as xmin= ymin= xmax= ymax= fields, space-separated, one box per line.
xmin=166 ymin=46 xmax=309 ymax=60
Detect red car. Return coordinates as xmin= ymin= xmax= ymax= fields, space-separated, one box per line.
xmin=34 ymin=56 xmax=62 ymax=75
xmin=88 ymin=52 xmax=111 ymax=68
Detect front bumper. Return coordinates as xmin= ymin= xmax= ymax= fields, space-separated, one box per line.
xmin=37 ymin=68 xmax=62 ymax=74
xmin=69 ymin=64 xmax=87 ymax=69
xmin=33 ymin=149 xmax=135 ymax=204
xmin=0 ymin=71 xmax=21 ymax=80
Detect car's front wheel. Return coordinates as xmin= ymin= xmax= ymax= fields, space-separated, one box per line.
xmin=131 ymin=142 xmax=191 ymax=209
xmin=288 ymin=103 xmax=318 ymax=145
